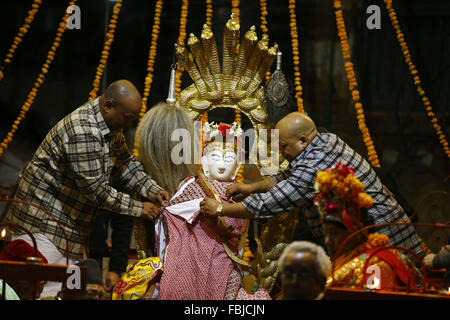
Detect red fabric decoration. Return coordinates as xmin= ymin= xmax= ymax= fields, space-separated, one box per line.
xmin=365 ymin=247 xmax=417 ymax=288
xmin=0 ymin=239 xmax=48 ymax=264
xmin=218 ymin=123 xmax=230 ymax=137
xmin=341 ymin=208 xmax=354 ymax=230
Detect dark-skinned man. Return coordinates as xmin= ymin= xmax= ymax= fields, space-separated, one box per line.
xmin=200 ymin=112 xmax=424 ymax=259
xmin=6 ymin=79 xmax=168 ymax=298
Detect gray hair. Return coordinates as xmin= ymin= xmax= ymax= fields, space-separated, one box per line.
xmin=136 ymin=102 xmax=197 ymax=194
xmin=279 ymin=241 xmax=332 ymax=280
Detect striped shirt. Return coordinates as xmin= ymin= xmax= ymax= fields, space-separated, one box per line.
xmin=6 ymin=98 xmax=163 ymax=260
xmin=242 ymin=132 xmax=424 ymax=257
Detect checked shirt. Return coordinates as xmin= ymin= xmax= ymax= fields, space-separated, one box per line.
xmin=242 ymin=132 xmax=424 ymax=258
xmin=6 ymin=98 xmax=163 ymax=260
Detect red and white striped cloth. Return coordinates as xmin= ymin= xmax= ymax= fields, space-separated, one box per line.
xmin=158 ymin=176 xmax=244 ymax=300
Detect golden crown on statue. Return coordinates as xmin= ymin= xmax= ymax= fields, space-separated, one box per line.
xmin=172 ymin=13 xmax=280 ymax=172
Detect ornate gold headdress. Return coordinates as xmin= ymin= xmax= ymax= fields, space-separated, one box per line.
xmin=173 ymin=13 xmax=279 ymax=173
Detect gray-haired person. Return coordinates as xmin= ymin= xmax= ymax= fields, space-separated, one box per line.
xmin=278 ymin=241 xmax=331 ymax=300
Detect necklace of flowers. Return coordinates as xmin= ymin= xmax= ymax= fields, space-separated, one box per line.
xmin=333 ymin=0 xmax=380 ymax=168
xmin=88 ymin=0 xmax=123 ymax=101
xmin=0 ymin=0 xmax=78 ymax=159
xmin=133 ymin=0 xmax=163 ymax=158
xmin=174 ymin=0 xmax=189 ymax=96
xmin=288 ymin=0 xmax=305 ymax=113
xmin=0 ymin=0 xmax=43 ymax=81
xmin=384 ymin=0 xmax=449 ymax=158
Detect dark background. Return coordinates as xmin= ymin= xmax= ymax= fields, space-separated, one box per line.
xmin=0 ymin=0 xmax=448 ymax=249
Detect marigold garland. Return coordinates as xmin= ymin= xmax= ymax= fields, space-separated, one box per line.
xmin=0 ymin=0 xmax=78 ymax=158
xmin=231 ymin=0 xmax=244 ymax=184
xmin=200 ymin=1 xmax=213 ymax=160
xmin=133 ymin=0 xmax=163 ymax=158
xmin=357 ymin=233 xmax=390 ymax=253
xmin=315 ymin=164 xmax=374 ymax=209
xmin=174 ymin=0 xmax=189 ymax=96
xmin=384 ymin=0 xmax=450 ymax=158
xmin=88 ymin=0 xmax=123 ymax=100
xmin=205 ymin=0 xmax=213 ymax=28
xmin=259 ymin=0 xmax=271 ymax=84
xmin=288 ymin=0 xmax=304 ymax=113
xmin=0 ymin=0 xmax=43 ymax=81
xmin=334 ymin=0 xmax=380 ymax=168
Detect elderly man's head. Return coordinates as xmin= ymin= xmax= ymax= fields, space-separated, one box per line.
xmin=100 ymin=79 xmax=142 ymax=131
xmin=279 ymin=241 xmax=331 ymax=300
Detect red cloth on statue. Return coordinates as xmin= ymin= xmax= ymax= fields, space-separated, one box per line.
xmin=158 ymin=176 xmax=244 ymax=300
xmin=364 ymin=247 xmax=418 ymax=288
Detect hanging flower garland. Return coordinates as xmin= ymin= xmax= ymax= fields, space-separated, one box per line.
xmin=259 ymin=0 xmax=271 ymax=84
xmin=201 ymin=0 xmax=213 ymax=156
xmin=0 ymin=0 xmax=43 ymax=81
xmin=333 ymin=0 xmax=380 ymax=168
xmin=231 ymin=0 xmax=244 ymax=184
xmin=384 ymin=0 xmax=449 ymax=158
xmin=88 ymin=0 xmax=123 ymax=101
xmin=133 ymin=0 xmax=163 ymax=158
xmin=0 ymin=0 xmax=78 ymax=159
xmin=205 ymin=0 xmax=213 ymax=28
xmin=174 ymin=0 xmax=189 ymax=96
xmin=288 ymin=0 xmax=305 ymax=113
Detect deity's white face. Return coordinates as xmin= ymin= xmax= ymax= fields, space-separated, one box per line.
xmin=201 ymin=149 xmax=239 ymax=182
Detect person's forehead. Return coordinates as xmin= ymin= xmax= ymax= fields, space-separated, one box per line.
xmin=116 ymin=98 xmax=141 ymax=113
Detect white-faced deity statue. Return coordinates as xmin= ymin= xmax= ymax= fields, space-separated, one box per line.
xmin=201 ymin=122 xmax=244 ymax=182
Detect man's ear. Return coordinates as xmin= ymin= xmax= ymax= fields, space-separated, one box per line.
xmin=103 ymin=98 xmax=114 ymax=112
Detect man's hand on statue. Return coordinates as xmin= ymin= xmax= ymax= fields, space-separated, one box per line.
xmin=226 ymin=183 xmax=253 ymax=201
xmin=148 ymin=190 xmax=170 ymax=206
xmin=104 ymin=271 xmax=120 ymax=292
xmin=142 ymin=202 xmax=161 ymax=220
xmin=200 ymin=198 xmax=220 ymax=217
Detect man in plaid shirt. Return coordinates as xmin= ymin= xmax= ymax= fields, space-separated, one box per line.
xmin=200 ymin=112 xmax=424 ymax=258
xmin=6 ymin=80 xmax=168 ymax=282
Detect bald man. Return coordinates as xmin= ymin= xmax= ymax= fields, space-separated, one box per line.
xmin=200 ymin=112 xmax=424 ymax=258
xmin=6 ymin=80 xmax=168 ymax=297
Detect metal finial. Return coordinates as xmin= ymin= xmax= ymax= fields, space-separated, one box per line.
xmin=166 ymin=64 xmax=176 ymax=106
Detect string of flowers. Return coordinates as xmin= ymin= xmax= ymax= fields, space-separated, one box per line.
xmin=0 ymin=0 xmax=78 ymax=159
xmin=133 ymin=0 xmax=163 ymax=158
xmin=205 ymin=0 xmax=213 ymax=28
xmin=384 ymin=0 xmax=449 ymax=158
xmin=175 ymin=0 xmax=189 ymax=96
xmin=201 ymin=0 xmax=213 ymax=158
xmin=259 ymin=0 xmax=271 ymax=84
xmin=288 ymin=0 xmax=305 ymax=113
xmin=334 ymin=0 xmax=380 ymax=168
xmin=231 ymin=0 xmax=244 ymax=184
xmin=231 ymin=0 xmax=240 ymax=23
xmin=88 ymin=0 xmax=123 ymax=101
xmin=0 ymin=0 xmax=43 ymax=81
